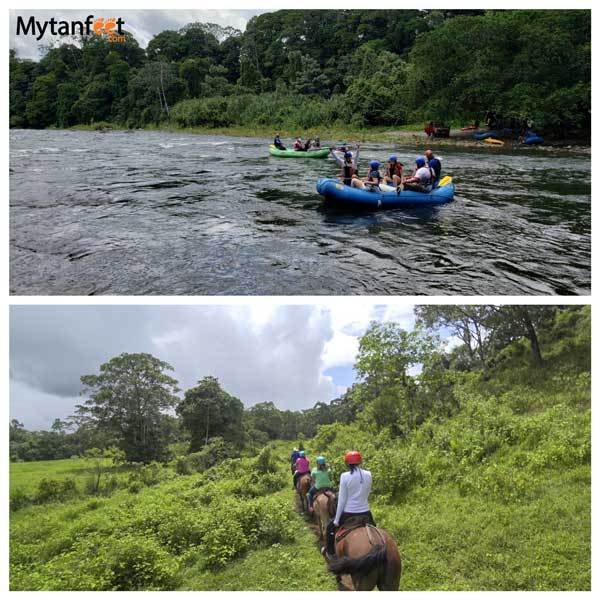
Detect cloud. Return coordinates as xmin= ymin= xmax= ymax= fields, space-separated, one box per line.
xmin=10 ymin=303 xmax=418 ymax=430
xmin=9 ymin=9 xmax=271 ymax=60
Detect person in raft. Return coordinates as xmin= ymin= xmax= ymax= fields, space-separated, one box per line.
xmin=403 ymin=156 xmax=433 ymax=193
xmin=293 ymin=138 xmax=303 ymax=151
xmin=351 ymin=160 xmax=381 ymax=190
xmin=293 ymin=450 xmax=311 ymax=489
xmin=274 ymin=134 xmax=286 ymax=150
xmin=383 ymin=155 xmax=403 ymax=186
xmin=339 ymin=151 xmax=355 ymax=186
xmin=307 ymin=455 xmax=333 ymax=513
xmin=312 ymin=136 xmax=321 ymax=148
xmin=425 ymin=149 xmax=441 ymax=184
xmin=323 ymin=450 xmax=376 ymax=560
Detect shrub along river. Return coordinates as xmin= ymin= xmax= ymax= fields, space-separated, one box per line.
xmin=10 ymin=129 xmax=590 ymax=295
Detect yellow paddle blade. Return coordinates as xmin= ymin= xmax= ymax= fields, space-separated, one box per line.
xmin=437 ymin=176 xmax=452 ymax=187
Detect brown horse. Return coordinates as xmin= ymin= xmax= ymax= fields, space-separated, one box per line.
xmin=296 ymin=473 xmax=311 ymax=513
xmin=328 ymin=525 xmax=401 ymax=590
xmin=313 ymin=490 xmax=336 ymax=541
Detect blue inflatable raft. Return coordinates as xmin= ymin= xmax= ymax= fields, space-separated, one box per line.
xmin=474 ymin=131 xmax=496 ymax=140
xmin=316 ymin=177 xmax=455 ymax=210
xmin=523 ymin=135 xmax=544 ymax=145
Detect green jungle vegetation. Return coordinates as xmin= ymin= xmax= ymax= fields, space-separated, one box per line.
xmin=10 ymin=305 xmax=591 ymax=590
xmin=10 ymin=10 xmax=590 ymax=137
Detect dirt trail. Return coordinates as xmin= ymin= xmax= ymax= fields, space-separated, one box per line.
xmin=294 ymin=491 xmax=354 ymax=591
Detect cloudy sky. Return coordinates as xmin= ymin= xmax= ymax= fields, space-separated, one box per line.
xmin=10 ymin=302 xmax=417 ymax=430
xmin=10 ymin=9 xmax=270 ymax=60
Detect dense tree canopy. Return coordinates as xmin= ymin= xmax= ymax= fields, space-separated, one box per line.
xmin=9 ymin=10 xmax=590 ymax=133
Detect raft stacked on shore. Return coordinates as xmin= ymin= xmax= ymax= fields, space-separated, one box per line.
xmin=316 ymin=177 xmax=455 ymax=210
xmin=269 ymin=144 xmax=330 ymax=158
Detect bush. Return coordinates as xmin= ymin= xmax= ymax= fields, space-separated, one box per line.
xmin=370 ymin=447 xmax=420 ymax=501
xmin=36 ymin=477 xmax=78 ymax=503
xmin=10 ymin=487 xmax=31 ymax=511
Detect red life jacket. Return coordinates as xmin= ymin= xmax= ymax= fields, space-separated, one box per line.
xmin=387 ymin=162 xmax=402 ymax=177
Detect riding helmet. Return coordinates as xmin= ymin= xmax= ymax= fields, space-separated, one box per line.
xmin=345 ymin=451 xmax=362 ymax=464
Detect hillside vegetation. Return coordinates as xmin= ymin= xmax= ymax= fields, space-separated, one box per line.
xmin=9 ymin=306 xmax=590 ymax=590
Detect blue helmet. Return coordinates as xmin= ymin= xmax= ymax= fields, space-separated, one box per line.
xmin=299 ymin=451 xmax=306 ymax=458
xmin=389 ymin=155 xmax=398 ymax=162
xmin=369 ymin=160 xmax=380 ymax=169
xmin=415 ymin=156 xmax=426 ymax=167
xmin=316 ymin=455 xmax=326 ymax=465
xmin=344 ymin=151 xmax=353 ymax=158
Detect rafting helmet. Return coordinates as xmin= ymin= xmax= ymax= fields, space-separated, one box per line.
xmin=293 ymin=447 xmax=299 ymax=452
xmin=299 ymin=451 xmax=306 ymax=458
xmin=316 ymin=456 xmax=326 ymax=465
xmin=389 ymin=154 xmax=398 ymax=162
xmin=345 ymin=451 xmax=362 ymax=465
xmin=369 ymin=160 xmax=380 ymax=169
xmin=344 ymin=151 xmax=353 ymax=158
xmin=415 ymin=156 xmax=426 ymax=167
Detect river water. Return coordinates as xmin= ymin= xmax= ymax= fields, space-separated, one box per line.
xmin=10 ymin=129 xmax=590 ymax=295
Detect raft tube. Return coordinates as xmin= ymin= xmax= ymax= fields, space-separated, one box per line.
xmin=523 ymin=136 xmax=544 ymax=145
xmin=474 ymin=131 xmax=496 ymax=140
xmin=316 ymin=177 xmax=455 ymax=210
xmin=269 ymin=144 xmax=330 ymax=158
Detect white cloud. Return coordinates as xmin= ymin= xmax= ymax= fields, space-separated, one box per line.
xmin=10 ymin=302 xmax=419 ymax=430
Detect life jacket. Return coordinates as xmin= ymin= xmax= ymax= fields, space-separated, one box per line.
xmin=367 ymin=169 xmax=381 ymax=182
xmin=386 ymin=162 xmax=402 ymax=177
xmin=343 ymin=163 xmax=354 ymax=179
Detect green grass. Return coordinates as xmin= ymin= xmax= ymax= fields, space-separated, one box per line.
xmin=9 ymin=452 xmax=335 ymax=591
xmin=375 ymin=466 xmax=590 ymax=590
xmin=10 ymin=458 xmax=92 ymax=494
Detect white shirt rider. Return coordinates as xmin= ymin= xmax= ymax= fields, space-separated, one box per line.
xmin=334 ymin=466 xmax=372 ymax=526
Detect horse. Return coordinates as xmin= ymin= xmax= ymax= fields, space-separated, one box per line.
xmin=296 ymin=473 xmax=311 ymax=513
xmin=313 ymin=489 xmax=336 ymax=541
xmin=328 ymin=524 xmax=401 ymax=591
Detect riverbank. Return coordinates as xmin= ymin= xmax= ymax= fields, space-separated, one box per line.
xmin=66 ymin=123 xmax=591 ymax=155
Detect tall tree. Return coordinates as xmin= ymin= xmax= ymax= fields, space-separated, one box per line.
xmin=77 ymin=352 xmax=180 ymax=463
xmin=177 ymin=376 xmax=244 ymax=452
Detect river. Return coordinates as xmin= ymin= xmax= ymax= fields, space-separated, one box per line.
xmin=9 ymin=129 xmax=590 ymax=295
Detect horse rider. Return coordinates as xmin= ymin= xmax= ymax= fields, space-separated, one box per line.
xmin=308 ymin=455 xmax=333 ymax=513
xmin=323 ymin=450 xmax=375 ymax=560
xmin=293 ymin=450 xmax=311 ymax=489
xmin=290 ymin=447 xmax=300 ymax=474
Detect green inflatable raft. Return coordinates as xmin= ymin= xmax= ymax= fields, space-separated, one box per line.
xmin=269 ymin=144 xmax=330 ymax=158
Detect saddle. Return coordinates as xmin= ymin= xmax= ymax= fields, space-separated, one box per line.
xmin=314 ymin=488 xmax=335 ymax=500
xmin=335 ymin=515 xmax=374 ymax=543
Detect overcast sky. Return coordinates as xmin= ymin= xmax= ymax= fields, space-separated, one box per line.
xmin=10 ymin=303 xmax=418 ymax=430
xmin=10 ymin=9 xmax=270 ymax=60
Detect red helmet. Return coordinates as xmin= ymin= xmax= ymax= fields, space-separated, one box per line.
xmin=345 ymin=451 xmax=362 ymax=465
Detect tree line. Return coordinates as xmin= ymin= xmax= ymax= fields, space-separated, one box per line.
xmin=9 ymin=305 xmax=588 ymax=464
xmin=10 ymin=10 xmax=590 ymax=133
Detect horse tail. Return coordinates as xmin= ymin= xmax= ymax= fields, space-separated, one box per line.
xmin=328 ymin=543 xmax=387 ymax=577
